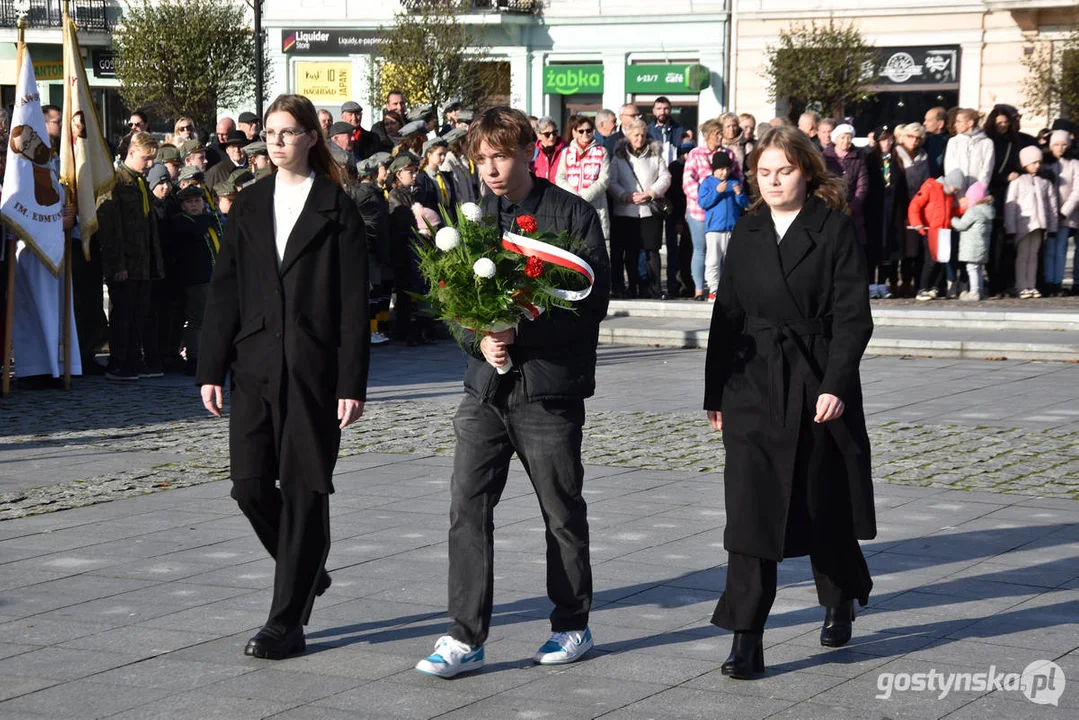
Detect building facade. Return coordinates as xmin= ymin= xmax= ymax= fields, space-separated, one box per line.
xmin=731 ymin=0 xmax=1079 ymax=134
xmin=263 ymin=0 xmax=730 ymax=134
xmin=0 ymin=0 xmax=127 ymax=136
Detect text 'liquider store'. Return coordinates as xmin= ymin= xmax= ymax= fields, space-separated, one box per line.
xmin=543 ymin=61 xmax=717 ymax=134
xmin=273 ymin=28 xmax=386 ymax=115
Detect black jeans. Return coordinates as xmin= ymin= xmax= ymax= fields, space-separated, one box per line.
xmin=107 ymin=278 xmax=150 ymax=371
xmin=609 ymin=216 xmax=642 ymax=295
xmin=448 ymin=377 xmax=592 ymax=648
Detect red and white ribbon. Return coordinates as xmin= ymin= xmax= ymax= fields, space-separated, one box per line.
xmin=500 ymin=231 xmax=594 ymax=302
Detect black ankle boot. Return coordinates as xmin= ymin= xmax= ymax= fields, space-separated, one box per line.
xmin=721 ymin=631 xmax=764 ymax=679
xmin=244 ymin=625 xmax=305 ymax=659
xmin=820 ymin=600 xmax=855 ymax=647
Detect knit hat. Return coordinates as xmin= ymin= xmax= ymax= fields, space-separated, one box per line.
xmin=146 ymin=163 xmax=170 ymax=190
xmin=412 ymin=202 xmax=441 ymax=236
xmin=964 ymin=181 xmax=987 ymax=204
xmin=832 ymin=123 xmax=855 ymax=139
xmin=711 ymin=151 xmax=732 ymax=171
xmin=944 ymin=168 xmax=965 ymax=191
xmin=1019 ymin=145 xmax=1043 ymax=168
xmin=1050 ymin=130 xmax=1072 ymax=147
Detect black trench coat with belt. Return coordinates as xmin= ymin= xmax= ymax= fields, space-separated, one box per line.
xmin=195 ymin=173 xmax=370 ymax=494
xmin=703 ymin=195 xmax=875 ymax=562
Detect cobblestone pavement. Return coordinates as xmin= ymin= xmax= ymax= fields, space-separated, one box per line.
xmin=2 ymin=346 xmax=1077 ymax=519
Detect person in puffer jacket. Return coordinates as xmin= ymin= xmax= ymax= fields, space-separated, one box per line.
xmin=1006 ymin=145 xmax=1059 ymax=298
xmin=697 ymin=151 xmax=748 ymax=299
xmin=950 ymin=181 xmax=995 ymax=301
xmin=556 ymin=114 xmax=610 ymax=238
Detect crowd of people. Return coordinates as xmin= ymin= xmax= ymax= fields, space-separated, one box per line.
xmin=15 ymin=90 xmax=1077 ymax=385
xmin=533 ymin=101 xmax=1079 ymax=304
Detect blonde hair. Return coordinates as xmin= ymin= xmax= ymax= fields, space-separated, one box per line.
xmin=746 ymin=125 xmax=847 ymax=213
xmin=128 ymin=131 xmax=158 ymax=154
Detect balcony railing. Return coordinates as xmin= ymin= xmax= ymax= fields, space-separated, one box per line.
xmin=0 ymin=0 xmax=113 ymax=33
xmin=401 ymin=0 xmax=542 ymax=14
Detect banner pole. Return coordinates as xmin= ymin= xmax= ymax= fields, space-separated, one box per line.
xmin=3 ymin=15 xmax=28 ymax=397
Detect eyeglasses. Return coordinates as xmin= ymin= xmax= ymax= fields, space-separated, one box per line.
xmin=576 ymin=128 xmax=594 ymax=135
xmin=177 ymin=125 xmax=193 ymax=132
xmin=539 ymin=131 xmax=557 ymax=138
xmin=260 ymin=128 xmax=309 ymax=145
xmin=128 ymin=121 xmax=144 ymax=128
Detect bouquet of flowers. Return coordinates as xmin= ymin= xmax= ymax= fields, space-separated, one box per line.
xmin=413 ymin=202 xmax=595 ymax=373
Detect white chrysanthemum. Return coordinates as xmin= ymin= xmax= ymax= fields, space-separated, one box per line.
xmin=472 ymin=257 xmax=497 ymax=279
xmin=434 ymin=227 xmax=460 ymax=252
xmin=460 ymin=202 xmax=483 ymax=223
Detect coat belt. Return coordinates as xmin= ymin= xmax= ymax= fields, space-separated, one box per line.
xmin=743 ymin=314 xmax=860 ymax=455
xmin=743 ymin=316 xmax=830 ymax=427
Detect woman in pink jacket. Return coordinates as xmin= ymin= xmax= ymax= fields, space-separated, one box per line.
xmin=556 ymin=114 xmax=611 ymax=238
xmin=683 ymin=119 xmax=741 ymax=299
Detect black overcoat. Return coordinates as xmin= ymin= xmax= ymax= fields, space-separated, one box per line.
xmin=703 ymin=196 xmax=875 ymax=562
xmin=195 ymin=173 xmax=370 ymax=494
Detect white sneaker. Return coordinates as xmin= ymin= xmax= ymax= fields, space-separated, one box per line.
xmin=415 ymin=635 xmax=484 ymax=678
xmin=370 ymin=331 xmax=390 ymax=345
xmin=532 ymin=628 xmax=594 ymax=665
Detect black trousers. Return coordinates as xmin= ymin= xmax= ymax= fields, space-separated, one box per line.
xmin=448 ymin=376 xmax=592 ymax=648
xmin=229 ymin=386 xmax=331 ymax=631
xmin=710 ymin=539 xmax=872 ymax=633
xmin=107 ymin=278 xmax=150 ymax=371
xmin=609 ymin=216 xmax=642 ymax=295
xmin=71 ymin=234 xmax=105 ymax=362
xmin=231 ymin=476 xmax=329 ymax=629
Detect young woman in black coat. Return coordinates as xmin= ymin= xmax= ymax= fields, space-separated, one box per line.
xmin=704 ymin=125 xmax=875 ymax=679
xmin=196 ymin=94 xmax=370 ymax=660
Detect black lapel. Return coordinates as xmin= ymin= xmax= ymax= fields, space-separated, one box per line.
xmin=279 ymin=174 xmax=337 ymax=276
xmin=777 ymin=196 xmax=826 ymax=278
xmin=742 ymin=207 xmax=787 ymax=280
xmin=240 ymin=175 xmax=280 ymax=282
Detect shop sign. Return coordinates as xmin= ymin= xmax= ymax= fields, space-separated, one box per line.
xmin=295 ymin=62 xmax=352 ymax=103
xmin=91 ymin=50 xmax=116 ymax=79
xmin=282 ymin=28 xmax=386 ymax=55
xmin=543 ymin=65 xmax=604 ymax=95
xmin=625 ymin=64 xmax=711 ymax=94
xmin=876 ymin=47 xmax=960 ymax=86
xmin=32 ymin=61 xmax=63 ymax=81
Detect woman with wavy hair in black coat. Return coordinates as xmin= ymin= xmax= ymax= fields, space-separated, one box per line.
xmin=704 ymin=125 xmax=875 ymax=679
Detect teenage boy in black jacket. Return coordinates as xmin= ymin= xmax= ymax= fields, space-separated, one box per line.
xmin=415 ymin=107 xmax=610 ymax=679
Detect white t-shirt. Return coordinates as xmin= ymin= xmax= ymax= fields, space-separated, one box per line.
xmin=771 ymin=208 xmax=800 ymax=243
xmin=273 ymin=172 xmax=316 ymax=265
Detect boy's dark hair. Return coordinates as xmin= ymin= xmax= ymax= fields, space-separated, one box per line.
xmin=466 ymin=107 xmax=535 ymax=161
xmin=654 ymin=96 xmax=671 ymax=106
xmin=711 ymin=151 xmax=732 ymax=171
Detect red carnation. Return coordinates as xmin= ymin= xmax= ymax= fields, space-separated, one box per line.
xmin=438 ymin=280 xmax=447 ymax=287
xmin=524 ymin=255 xmax=545 ymax=279
xmin=516 ymin=215 xmax=538 ymax=234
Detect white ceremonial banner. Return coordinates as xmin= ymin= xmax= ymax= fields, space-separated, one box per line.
xmin=1 ymin=45 xmax=65 ymax=275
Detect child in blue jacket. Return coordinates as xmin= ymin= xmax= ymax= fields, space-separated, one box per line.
xmin=698 ymin=152 xmax=749 ymax=298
